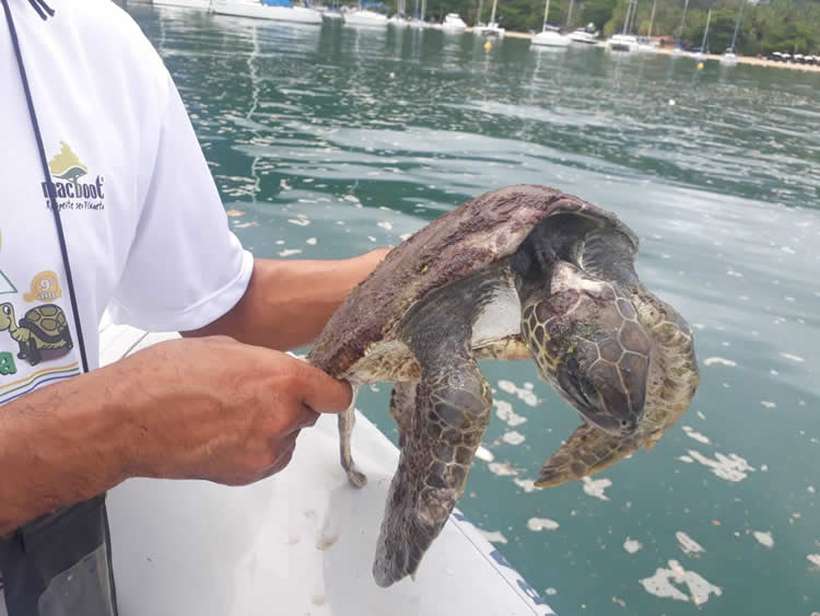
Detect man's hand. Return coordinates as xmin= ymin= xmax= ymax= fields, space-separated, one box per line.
xmin=117 ymin=336 xmax=351 ymax=485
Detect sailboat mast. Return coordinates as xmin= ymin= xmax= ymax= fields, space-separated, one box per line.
xmin=476 ymin=0 xmax=484 ymax=25
xmin=542 ymin=0 xmax=550 ymax=28
xmin=566 ymin=0 xmax=575 ymax=28
xmin=647 ymin=0 xmax=657 ymax=38
xmin=677 ymin=0 xmax=689 ymax=38
xmin=730 ymin=0 xmax=744 ymax=51
xmin=489 ymin=0 xmax=498 ymax=24
xmin=700 ymin=8 xmax=711 ymax=53
xmin=421 ymin=0 xmax=426 ymax=21
xmin=621 ymin=0 xmax=629 ymax=34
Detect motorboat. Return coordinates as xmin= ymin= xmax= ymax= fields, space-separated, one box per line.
xmin=635 ymin=36 xmax=659 ymax=52
xmin=606 ymin=33 xmax=638 ymax=52
xmin=441 ymin=12 xmax=467 ymax=32
xmin=344 ymin=8 xmax=389 ymax=27
xmin=532 ymin=25 xmax=570 ymax=47
xmin=153 ymin=0 xmax=211 ymax=8
xmin=720 ymin=49 xmax=738 ymax=64
xmin=568 ymin=25 xmax=599 ymax=45
xmin=388 ymin=14 xmax=411 ymax=27
xmin=211 ymin=0 xmax=323 ymax=24
xmin=531 ymin=0 xmax=569 ymax=47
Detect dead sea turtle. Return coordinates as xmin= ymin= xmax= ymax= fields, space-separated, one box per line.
xmin=308 ymin=185 xmax=699 ymax=587
xmin=0 ymin=303 xmax=73 ymax=366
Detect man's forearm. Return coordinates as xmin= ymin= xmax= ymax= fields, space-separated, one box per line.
xmin=183 ymin=250 xmax=388 ymax=350
xmin=0 ymin=367 xmax=133 ymax=535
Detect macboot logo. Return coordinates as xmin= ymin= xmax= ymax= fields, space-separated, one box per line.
xmin=41 ymin=142 xmax=106 ymax=211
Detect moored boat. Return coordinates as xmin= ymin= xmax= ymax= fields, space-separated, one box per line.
xmin=211 ymin=0 xmax=323 ymax=24
xmin=344 ymin=7 xmax=389 ymax=27
xmin=441 ymin=12 xmax=467 ymax=32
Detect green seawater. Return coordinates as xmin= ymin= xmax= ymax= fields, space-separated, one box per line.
xmin=131 ymin=5 xmax=819 ymax=614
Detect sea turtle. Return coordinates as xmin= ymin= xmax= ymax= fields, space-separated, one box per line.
xmin=308 ymin=185 xmax=698 ymax=587
xmin=0 ymin=303 xmax=73 ymax=366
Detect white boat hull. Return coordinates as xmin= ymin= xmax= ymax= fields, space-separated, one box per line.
xmin=344 ymin=9 xmax=389 ymax=27
xmin=720 ymin=52 xmax=738 ymax=65
xmin=532 ymin=30 xmax=570 ymax=47
xmin=212 ymin=0 xmax=322 ymax=24
xmin=99 ymin=323 xmax=554 ymax=616
xmin=606 ymin=35 xmax=638 ymax=52
xmin=441 ymin=14 xmax=467 ymax=32
xmin=153 ymin=0 xmax=211 ymax=9
xmin=475 ymin=23 xmax=505 ymax=38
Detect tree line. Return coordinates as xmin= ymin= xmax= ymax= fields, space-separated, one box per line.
xmin=391 ymin=0 xmax=820 ymax=54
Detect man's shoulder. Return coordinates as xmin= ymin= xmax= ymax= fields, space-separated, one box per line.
xmin=53 ymin=0 xmax=169 ymax=90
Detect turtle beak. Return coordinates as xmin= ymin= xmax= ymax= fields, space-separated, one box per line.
xmin=554 ymin=355 xmax=641 ymax=436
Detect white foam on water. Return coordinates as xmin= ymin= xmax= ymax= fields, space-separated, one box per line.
xmin=779 ymin=352 xmax=805 ymax=363
xmin=278 ymin=249 xmax=302 ymax=257
xmin=687 ymin=449 xmax=755 ymax=482
xmin=494 ymin=400 xmax=527 ymax=427
xmin=502 ymin=431 xmax=526 ymax=446
xmin=703 ymin=357 xmax=737 ymax=367
xmin=305 ymin=237 xmax=318 ymax=245
xmin=760 ymin=400 xmax=777 ymax=409
xmin=676 ymin=531 xmax=705 ymax=556
xmin=753 ymin=531 xmax=774 ymax=548
xmin=527 ymin=517 xmax=559 ymax=532
xmin=807 ymin=554 xmax=820 ymax=568
xmin=640 ymin=560 xmax=722 ymax=607
xmin=478 ymin=529 xmax=508 ymax=544
xmin=377 ymin=221 xmax=393 ymax=231
xmin=514 ymin=478 xmax=537 ymax=493
xmin=544 ymin=587 xmax=557 ymax=596
xmin=488 ymin=462 xmax=518 ymax=477
xmin=582 ymin=476 xmax=612 ymax=501
xmin=287 ymin=218 xmax=311 ymax=226
xmin=677 ymin=455 xmax=694 ymax=463
xmin=623 ymin=538 xmax=643 ymax=554
xmin=475 ymin=445 xmax=495 ymax=462
xmin=682 ymin=425 xmax=711 ymax=444
xmin=497 ymin=380 xmax=539 ymax=407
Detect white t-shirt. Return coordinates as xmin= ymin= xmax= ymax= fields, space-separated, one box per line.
xmin=0 ymin=0 xmax=253 ymax=406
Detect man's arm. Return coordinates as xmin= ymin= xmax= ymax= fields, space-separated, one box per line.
xmin=182 ymin=249 xmax=389 ymax=349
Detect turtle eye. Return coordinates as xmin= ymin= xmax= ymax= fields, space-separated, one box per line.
xmin=2 ymin=305 xmax=10 ymax=315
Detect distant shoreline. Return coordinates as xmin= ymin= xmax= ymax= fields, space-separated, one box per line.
xmin=470 ymin=29 xmax=820 ymax=74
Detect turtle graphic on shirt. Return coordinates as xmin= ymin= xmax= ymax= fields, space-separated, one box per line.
xmin=0 ymin=303 xmax=73 ymax=366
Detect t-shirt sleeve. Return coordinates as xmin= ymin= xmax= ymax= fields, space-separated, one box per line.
xmin=107 ymin=76 xmax=253 ymax=332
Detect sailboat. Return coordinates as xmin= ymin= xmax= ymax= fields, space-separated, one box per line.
xmin=344 ymin=0 xmax=389 ymax=27
xmin=636 ymin=0 xmax=659 ymax=52
xmin=691 ymin=8 xmax=711 ymax=59
xmin=532 ymin=0 xmax=570 ymax=46
xmin=606 ymin=0 xmax=639 ymax=52
xmin=211 ymin=0 xmax=323 ymax=24
xmin=388 ymin=0 xmax=410 ymax=26
xmin=720 ymin=1 xmax=744 ymax=64
xmin=475 ymin=0 xmax=505 ymax=37
xmin=672 ymin=0 xmax=689 ymax=55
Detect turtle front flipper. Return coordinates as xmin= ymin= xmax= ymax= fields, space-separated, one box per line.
xmin=373 ymin=339 xmax=491 ymax=587
xmin=535 ymin=422 xmax=640 ymax=488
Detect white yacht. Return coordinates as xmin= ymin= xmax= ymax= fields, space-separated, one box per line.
xmin=532 ymin=25 xmax=569 ymax=47
xmin=153 ymin=0 xmax=211 ymax=8
xmin=606 ymin=33 xmax=638 ymax=52
xmin=344 ymin=8 xmax=389 ymax=27
xmin=531 ymin=0 xmax=569 ymax=46
xmin=568 ymin=25 xmax=599 ymax=45
xmin=719 ymin=50 xmax=738 ymax=64
xmin=211 ymin=0 xmax=323 ymax=24
xmin=441 ymin=13 xmax=467 ymax=32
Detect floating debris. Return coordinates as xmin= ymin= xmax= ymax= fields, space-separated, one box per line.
xmin=488 ymin=462 xmax=518 ymax=477
xmin=703 ymin=357 xmax=737 ymax=367
xmin=687 ymin=449 xmax=755 ymax=482
xmin=527 ymin=517 xmax=559 ymax=532
xmin=514 ymin=478 xmax=537 ymax=493
xmin=502 ymin=431 xmax=526 ymax=446
xmin=278 ymin=248 xmax=303 ymax=257
xmin=478 ymin=529 xmax=508 ymax=544
xmin=476 ymin=445 xmax=495 ymax=463
xmin=279 ymin=179 xmax=291 ymax=190
xmin=807 ymin=554 xmax=820 ymax=568
xmin=306 ymin=237 xmax=318 ymax=245
xmin=676 ymin=531 xmax=705 ymax=557
xmin=753 ymin=531 xmax=774 ymax=548
xmin=640 ymin=559 xmax=722 ymax=606
xmin=497 ymin=379 xmax=539 ymax=407
xmin=623 ymin=538 xmax=643 ymax=554
xmin=582 ymin=476 xmax=612 ymax=501
xmin=494 ymin=400 xmax=527 ymax=427
xmin=225 ymin=208 xmax=244 ymax=217
xmin=544 ymin=587 xmax=557 ymax=596
xmin=682 ymin=425 xmax=711 ymax=445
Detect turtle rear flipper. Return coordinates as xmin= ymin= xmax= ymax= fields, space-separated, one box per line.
xmin=373 ymin=328 xmax=491 ymax=587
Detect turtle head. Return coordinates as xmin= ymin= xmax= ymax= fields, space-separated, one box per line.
xmin=0 ymin=303 xmax=15 ymax=331
xmin=513 ymin=257 xmax=650 ymax=436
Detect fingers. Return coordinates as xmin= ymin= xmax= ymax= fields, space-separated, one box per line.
xmin=292 ymin=361 xmax=353 ymax=413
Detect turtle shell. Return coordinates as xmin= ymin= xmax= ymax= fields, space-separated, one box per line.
xmin=309 ymin=185 xmax=638 ymax=376
xmin=21 ymin=304 xmax=69 ymax=344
